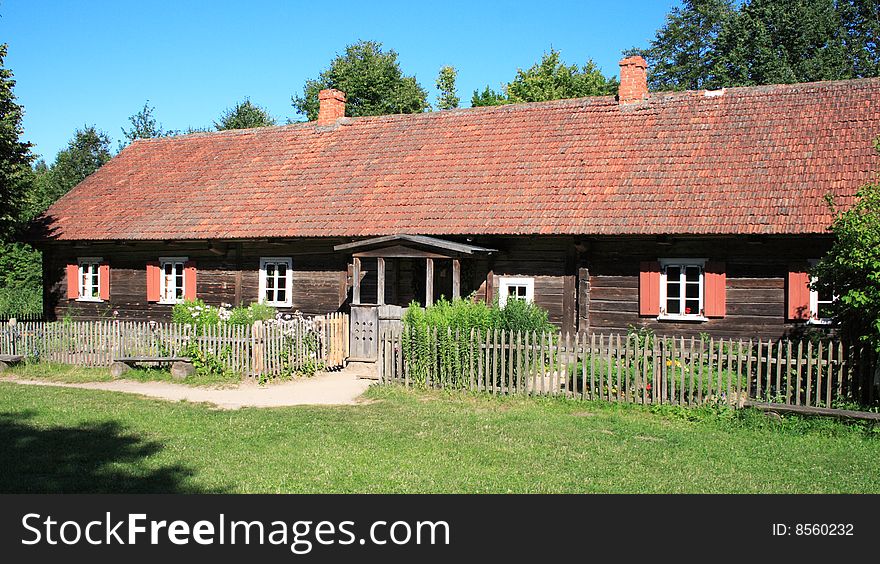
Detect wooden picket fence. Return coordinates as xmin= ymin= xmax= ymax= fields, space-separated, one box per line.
xmin=378 ymin=328 xmax=879 ymax=411
xmin=1 ymin=314 xmax=350 ymax=377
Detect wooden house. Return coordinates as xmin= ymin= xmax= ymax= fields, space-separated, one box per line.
xmin=34 ymin=57 xmax=880 ymax=361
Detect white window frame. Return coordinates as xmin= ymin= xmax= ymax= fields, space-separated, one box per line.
xmin=498 ymin=276 xmax=535 ymax=308
xmin=259 ymin=257 xmax=293 ymax=308
xmin=158 ymin=256 xmax=188 ymax=305
xmin=77 ymin=257 xmax=103 ymax=302
xmin=808 ymin=260 xmax=835 ymax=325
xmin=658 ymin=258 xmax=708 ymax=322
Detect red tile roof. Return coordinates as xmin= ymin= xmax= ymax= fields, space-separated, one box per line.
xmin=42 ymin=78 xmax=880 ymax=241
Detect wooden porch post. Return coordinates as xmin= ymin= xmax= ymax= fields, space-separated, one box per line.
xmin=377 ymin=257 xmax=386 ymax=305
xmin=352 ymin=257 xmax=361 ymax=305
xmin=425 ymin=258 xmax=434 ymax=306
xmin=452 ymin=259 xmax=461 ymax=300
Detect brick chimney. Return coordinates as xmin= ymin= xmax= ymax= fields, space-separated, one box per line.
xmin=618 ymin=56 xmax=648 ymax=104
xmin=317 ymin=89 xmax=346 ymax=125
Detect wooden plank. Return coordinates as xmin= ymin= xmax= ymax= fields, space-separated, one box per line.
xmin=452 ymin=259 xmax=461 ymax=300
xmin=816 ymin=341 xmax=824 ymax=407
xmin=352 ymin=258 xmax=361 ymax=305
xmin=755 ymin=340 xmax=763 ymax=401
xmin=376 ymin=257 xmax=385 ymax=306
xmin=805 ymin=341 xmax=814 ymax=407
xmin=795 ymin=340 xmax=804 ymax=406
xmin=707 ymin=337 xmax=714 ymax=400
xmin=425 ymin=258 xmax=434 ymax=307
xmin=590 ymin=333 xmax=602 ymax=400
xmin=744 ymin=401 xmax=880 ymax=421
xmin=785 ymin=340 xmax=793 ymax=405
xmin=696 ymin=338 xmax=704 ymax=404
xmin=688 ymin=336 xmax=696 ymax=405
xmin=469 ymin=328 xmax=476 ymax=391
xmin=491 ymin=328 xmax=498 ymax=395
xmin=539 ymin=331 xmax=546 ymax=396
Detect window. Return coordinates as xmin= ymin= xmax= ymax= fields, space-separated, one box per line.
xmin=159 ymin=257 xmax=187 ymax=304
xmin=498 ymin=277 xmax=534 ymax=308
xmin=659 ymin=259 xmax=706 ymax=320
xmin=808 ymin=261 xmax=835 ymax=324
xmin=77 ymin=258 xmax=102 ymax=301
xmin=259 ymin=257 xmax=293 ymax=307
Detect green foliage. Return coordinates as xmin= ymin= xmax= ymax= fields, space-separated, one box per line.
xmin=813 ymin=143 xmax=880 ymax=352
xmin=435 ymin=65 xmax=460 ymax=110
xmin=472 ymin=48 xmax=618 ymax=107
xmin=470 ymin=86 xmax=507 ymax=107
xmin=172 ymin=299 xmax=220 ymax=328
xmin=291 ymin=40 xmax=429 ymax=121
xmin=627 ymin=324 xmax=656 ymax=349
xmin=635 ymin=0 xmax=880 ymax=91
xmin=505 ymin=49 xmax=619 ymax=103
xmin=0 ymin=43 xmax=35 ymax=241
xmin=171 ymin=299 xmax=276 ymax=329
xmin=214 ymin=99 xmax=276 ymax=130
xmin=26 ymin=126 xmax=111 ymax=219
xmin=401 ymin=297 xmax=556 ymax=387
xmin=0 ymin=285 xmax=41 ymax=318
xmin=629 ymin=0 xmax=735 ymax=91
xmin=179 ymin=341 xmax=236 ymax=380
xmin=120 ymin=100 xmax=174 ymax=149
xmin=226 ymin=301 xmax=276 ymax=326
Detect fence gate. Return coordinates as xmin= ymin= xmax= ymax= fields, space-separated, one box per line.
xmin=349 ymin=305 xmax=379 ymax=361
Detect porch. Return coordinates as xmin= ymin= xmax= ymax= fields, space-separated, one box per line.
xmin=334 ymin=235 xmax=495 ymax=362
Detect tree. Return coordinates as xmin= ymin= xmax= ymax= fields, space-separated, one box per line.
xmin=635 ymin=0 xmax=879 ymax=91
xmin=838 ymin=0 xmax=880 ymax=78
xmin=713 ymin=0 xmax=854 ymax=86
xmin=813 ymin=139 xmax=880 ymax=354
xmin=120 ymin=101 xmax=171 ymax=149
xmin=291 ymin=40 xmax=429 ymax=120
xmin=0 ymin=43 xmax=34 ymax=240
xmin=28 ymin=126 xmax=111 ymax=218
xmin=635 ymin=0 xmax=735 ymax=91
xmin=470 ymin=86 xmax=508 ymax=107
xmin=214 ymin=99 xmax=276 ymax=130
xmin=471 ymin=49 xmax=618 ymax=107
xmin=435 ymin=66 xmax=460 ymax=110
xmin=506 ymin=49 xmax=618 ymax=103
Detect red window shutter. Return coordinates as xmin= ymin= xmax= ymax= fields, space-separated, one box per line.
xmin=66 ymin=264 xmax=79 ymax=300
xmin=184 ymin=261 xmax=197 ymax=300
xmin=639 ymin=261 xmax=661 ymax=316
xmin=99 ymin=263 xmax=110 ymax=300
xmin=704 ymin=262 xmax=726 ymax=318
xmin=787 ymin=269 xmax=810 ymax=320
xmin=146 ymin=261 xmax=161 ymax=302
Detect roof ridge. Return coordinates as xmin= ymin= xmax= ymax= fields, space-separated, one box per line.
xmin=128 ymin=76 xmax=880 ymax=146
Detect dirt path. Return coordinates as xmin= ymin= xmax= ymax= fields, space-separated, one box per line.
xmin=1 ymin=368 xmax=373 ymax=410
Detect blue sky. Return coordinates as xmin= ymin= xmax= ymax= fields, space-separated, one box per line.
xmin=3 ymin=0 xmax=677 ymax=161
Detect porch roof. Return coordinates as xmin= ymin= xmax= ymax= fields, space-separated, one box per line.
xmin=333 ymin=234 xmax=496 ymax=257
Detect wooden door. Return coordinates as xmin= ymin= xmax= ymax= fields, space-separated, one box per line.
xmin=350 ymin=304 xmax=379 ymax=361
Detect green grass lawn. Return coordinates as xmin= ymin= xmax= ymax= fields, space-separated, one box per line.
xmin=1 ymin=380 xmax=879 ymax=493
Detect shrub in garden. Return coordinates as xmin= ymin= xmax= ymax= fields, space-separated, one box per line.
xmin=401 ymin=297 xmax=556 ymax=388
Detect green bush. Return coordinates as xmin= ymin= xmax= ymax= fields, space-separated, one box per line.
xmin=401 ymin=297 xmax=556 ymax=388
xmin=0 ymin=286 xmax=42 ymax=318
xmin=402 ymin=296 xmax=554 ymax=336
xmin=172 ymin=300 xmax=277 ymax=329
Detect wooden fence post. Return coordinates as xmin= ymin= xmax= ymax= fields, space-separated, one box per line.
xmin=251 ymin=320 xmax=265 ymax=378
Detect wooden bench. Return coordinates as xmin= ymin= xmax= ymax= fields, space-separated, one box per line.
xmin=111 ymin=356 xmax=195 ymax=379
xmin=0 ymin=354 xmax=23 ymax=372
